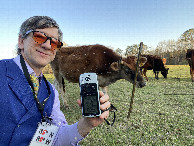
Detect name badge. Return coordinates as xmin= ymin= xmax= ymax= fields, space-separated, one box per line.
xmin=29 ymin=122 xmax=59 ymax=146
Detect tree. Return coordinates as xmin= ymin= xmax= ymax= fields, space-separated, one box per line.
xmin=179 ymin=28 xmax=194 ymax=51
xmin=124 ymin=29 xmax=193 ymax=65
xmin=115 ymin=48 xmax=123 ymax=56
xmin=125 ymin=44 xmax=149 ymax=56
xmin=125 ymin=44 xmax=138 ymax=56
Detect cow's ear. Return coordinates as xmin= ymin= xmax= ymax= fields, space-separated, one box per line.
xmin=110 ymin=62 xmax=120 ymax=71
xmin=139 ymin=57 xmax=147 ymax=67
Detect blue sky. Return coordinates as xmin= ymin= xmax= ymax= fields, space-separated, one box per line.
xmin=0 ymin=0 xmax=193 ymax=59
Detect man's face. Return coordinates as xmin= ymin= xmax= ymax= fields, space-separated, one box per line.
xmin=19 ymin=27 xmax=59 ymax=70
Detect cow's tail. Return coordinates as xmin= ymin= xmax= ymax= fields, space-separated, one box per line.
xmin=62 ymin=77 xmax=65 ymax=93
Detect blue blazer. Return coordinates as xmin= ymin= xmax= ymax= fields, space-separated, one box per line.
xmin=0 ymin=59 xmax=55 ymax=146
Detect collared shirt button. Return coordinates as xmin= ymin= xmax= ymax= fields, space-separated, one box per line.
xmin=17 ymin=125 xmax=20 ymax=127
xmin=74 ymin=137 xmax=77 ymax=140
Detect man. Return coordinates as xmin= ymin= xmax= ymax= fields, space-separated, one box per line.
xmin=0 ymin=16 xmax=110 ymax=145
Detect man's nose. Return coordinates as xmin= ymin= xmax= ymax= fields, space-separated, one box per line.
xmin=41 ymin=39 xmax=52 ymax=50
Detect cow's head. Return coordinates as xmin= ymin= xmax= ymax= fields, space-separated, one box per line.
xmin=187 ymin=58 xmax=192 ymax=66
xmin=161 ymin=68 xmax=169 ymax=78
xmin=186 ymin=49 xmax=194 ymax=66
xmin=110 ymin=56 xmax=147 ymax=88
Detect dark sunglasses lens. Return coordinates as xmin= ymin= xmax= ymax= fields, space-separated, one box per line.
xmin=51 ymin=39 xmax=59 ymax=49
xmin=33 ymin=31 xmax=62 ymax=50
xmin=51 ymin=39 xmax=62 ymax=50
xmin=33 ymin=32 xmax=47 ymax=44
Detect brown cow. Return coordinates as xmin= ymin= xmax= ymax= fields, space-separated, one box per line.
xmin=186 ymin=49 xmax=194 ymax=82
xmin=50 ymin=44 xmax=147 ymax=107
xmin=140 ymin=55 xmax=169 ymax=81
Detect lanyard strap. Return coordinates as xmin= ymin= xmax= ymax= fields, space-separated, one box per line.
xmin=104 ymin=104 xmax=117 ymax=126
xmin=20 ymin=55 xmax=51 ymax=121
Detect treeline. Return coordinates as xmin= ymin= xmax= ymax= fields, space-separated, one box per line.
xmin=115 ymin=28 xmax=194 ymax=65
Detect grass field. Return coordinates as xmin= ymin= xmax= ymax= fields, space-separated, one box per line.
xmin=45 ymin=65 xmax=193 ymax=145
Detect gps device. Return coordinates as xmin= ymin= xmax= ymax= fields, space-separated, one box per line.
xmin=79 ymin=73 xmax=101 ymax=117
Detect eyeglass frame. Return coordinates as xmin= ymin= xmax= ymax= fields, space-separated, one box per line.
xmin=23 ymin=29 xmax=63 ymax=49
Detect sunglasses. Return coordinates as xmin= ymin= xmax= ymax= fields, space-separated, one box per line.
xmin=24 ymin=30 xmax=63 ymax=50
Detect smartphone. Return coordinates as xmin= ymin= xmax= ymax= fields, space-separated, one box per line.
xmin=79 ymin=73 xmax=101 ymax=117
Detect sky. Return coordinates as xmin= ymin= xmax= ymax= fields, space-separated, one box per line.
xmin=0 ymin=0 xmax=194 ymax=59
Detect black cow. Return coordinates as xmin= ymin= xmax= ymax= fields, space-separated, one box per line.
xmin=186 ymin=49 xmax=194 ymax=82
xmin=140 ymin=55 xmax=169 ymax=81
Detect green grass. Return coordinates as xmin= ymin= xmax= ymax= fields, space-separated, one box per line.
xmin=45 ymin=65 xmax=194 ymax=145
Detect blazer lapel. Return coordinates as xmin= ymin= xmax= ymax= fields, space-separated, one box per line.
xmin=6 ymin=60 xmax=36 ymax=111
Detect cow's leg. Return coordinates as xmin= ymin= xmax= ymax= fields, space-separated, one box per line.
xmin=143 ymin=69 xmax=148 ymax=81
xmin=140 ymin=68 xmax=143 ymax=75
xmin=53 ymin=79 xmax=66 ymax=107
xmin=61 ymin=77 xmax=69 ymax=108
xmin=54 ymin=72 xmax=69 ymax=108
xmin=190 ymin=68 xmax=194 ymax=82
xmin=154 ymin=71 xmax=159 ymax=80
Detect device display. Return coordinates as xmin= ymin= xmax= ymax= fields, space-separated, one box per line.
xmin=79 ymin=73 xmax=101 ymax=117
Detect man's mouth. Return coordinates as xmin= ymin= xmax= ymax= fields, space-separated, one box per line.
xmin=37 ymin=50 xmax=49 ymax=56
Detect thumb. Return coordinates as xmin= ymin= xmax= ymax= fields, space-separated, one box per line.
xmin=77 ymin=99 xmax=82 ymax=108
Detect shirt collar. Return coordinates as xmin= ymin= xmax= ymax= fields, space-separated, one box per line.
xmin=13 ymin=55 xmax=42 ymax=77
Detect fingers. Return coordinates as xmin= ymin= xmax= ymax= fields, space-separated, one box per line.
xmin=99 ymin=91 xmax=105 ymax=97
xmin=100 ymin=100 xmax=111 ymax=111
xmin=77 ymin=99 xmax=82 ymax=108
xmin=100 ymin=110 xmax=109 ymax=119
xmin=99 ymin=91 xmax=109 ymax=104
xmin=99 ymin=91 xmax=111 ymax=119
xmin=99 ymin=91 xmax=111 ymax=112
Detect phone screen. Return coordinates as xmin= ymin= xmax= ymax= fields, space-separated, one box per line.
xmin=83 ymin=95 xmax=100 ymax=115
xmin=81 ymin=83 xmax=101 ymax=117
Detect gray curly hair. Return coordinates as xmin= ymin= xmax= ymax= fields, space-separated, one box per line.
xmin=17 ymin=16 xmax=63 ymax=55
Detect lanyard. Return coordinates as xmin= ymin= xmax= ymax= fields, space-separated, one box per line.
xmin=20 ymin=55 xmax=51 ymax=121
xmin=104 ymin=104 xmax=117 ymax=126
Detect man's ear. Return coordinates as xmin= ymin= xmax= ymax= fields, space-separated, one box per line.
xmin=18 ymin=35 xmax=24 ymax=50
